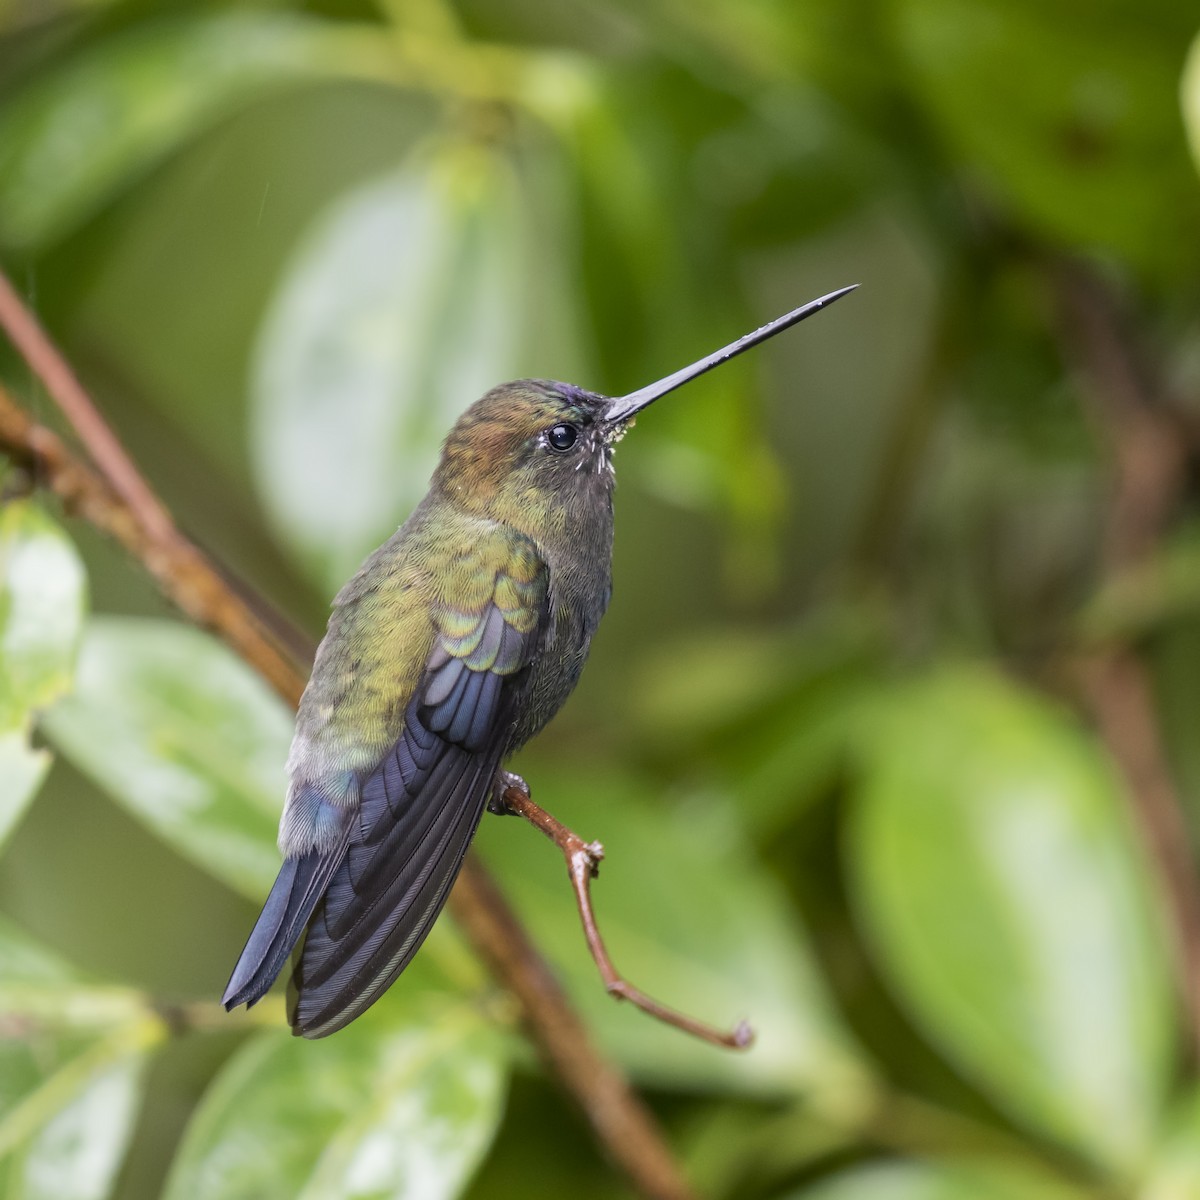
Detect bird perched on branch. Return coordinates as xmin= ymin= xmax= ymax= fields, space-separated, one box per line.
xmin=223 ymin=285 xmax=856 ymax=1037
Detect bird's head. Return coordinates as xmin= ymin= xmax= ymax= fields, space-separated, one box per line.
xmin=436 ymin=380 xmax=616 ymax=507
xmin=433 ymin=285 xmax=858 ymax=528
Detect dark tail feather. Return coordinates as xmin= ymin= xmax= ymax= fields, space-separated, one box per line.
xmin=287 ymin=752 xmax=493 ymax=1038
xmin=222 ymin=845 xmax=346 ymax=1010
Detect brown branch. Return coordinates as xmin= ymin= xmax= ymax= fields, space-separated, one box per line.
xmin=1050 ymin=256 xmax=1200 ymax=1054
xmin=451 ymin=864 xmax=696 ymax=1200
xmin=497 ymin=775 xmax=754 ymax=1051
xmin=0 ymin=270 xmax=175 ymax=544
xmin=1051 ymin=259 xmax=1188 ymax=569
xmin=0 ymin=384 xmax=305 ymax=709
xmin=0 ymin=274 xmax=697 ymax=1200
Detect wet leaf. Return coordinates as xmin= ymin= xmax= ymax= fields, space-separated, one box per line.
xmin=850 ymin=666 xmax=1174 ymax=1175
xmin=43 ymin=618 xmax=290 ymax=899
xmin=0 ymin=920 xmax=157 ymax=1197
xmin=6 ymin=1053 xmax=150 ymax=1200
xmin=0 ymin=12 xmax=394 ymax=249
xmin=164 ymin=997 xmax=509 ymax=1200
xmin=0 ymin=501 xmax=87 ymax=724
xmin=0 ymin=502 xmax=86 ymax=851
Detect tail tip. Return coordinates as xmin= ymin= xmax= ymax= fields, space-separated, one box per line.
xmin=222 ymin=971 xmax=269 ymax=1013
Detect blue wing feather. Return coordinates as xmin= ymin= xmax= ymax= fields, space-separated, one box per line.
xmin=224 ymin=543 xmax=549 ymax=1037
xmin=221 ymin=788 xmax=353 ymax=1010
xmin=286 ymin=563 xmax=547 ymax=1037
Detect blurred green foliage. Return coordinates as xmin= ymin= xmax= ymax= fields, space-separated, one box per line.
xmin=2 ymin=0 xmax=1200 ymax=1197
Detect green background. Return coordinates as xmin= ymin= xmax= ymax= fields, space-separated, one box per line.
xmin=2 ymin=0 xmax=1200 ymax=1196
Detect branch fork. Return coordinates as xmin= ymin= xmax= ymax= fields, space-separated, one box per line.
xmin=494 ymin=772 xmax=754 ymax=1051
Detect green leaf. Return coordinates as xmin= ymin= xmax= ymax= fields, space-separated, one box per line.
xmin=0 ymin=501 xmax=86 ymax=850
xmin=481 ymin=764 xmax=870 ymax=1102
xmin=0 ymin=12 xmax=396 ymax=249
xmin=42 ymin=617 xmax=291 ymax=899
xmin=679 ymin=1098 xmax=859 ymax=1200
xmin=0 ymin=730 xmax=51 ymax=852
xmin=252 ymin=144 xmax=537 ymax=594
xmin=1143 ymin=1083 xmax=1200 ymax=1198
xmin=786 ymin=1158 xmax=1087 ymax=1200
xmin=1082 ymin=520 xmax=1200 ymax=643
xmin=0 ymin=501 xmax=87 ymax=723
xmin=0 ymin=919 xmax=157 ymax=1197
xmin=629 ymin=613 xmax=873 ymax=744
xmin=1183 ymin=30 xmax=1200 ymax=180
xmin=6 ymin=1053 xmax=150 ymax=1200
xmin=888 ymin=0 xmax=1200 ymax=275
xmin=0 ymin=913 xmax=77 ymax=987
xmin=164 ymin=997 xmax=509 ymax=1200
xmin=849 ymin=666 xmax=1174 ymax=1175
xmin=627 ymin=609 xmax=884 ymax=833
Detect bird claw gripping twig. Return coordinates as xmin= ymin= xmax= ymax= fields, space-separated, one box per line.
xmin=493 ymin=771 xmax=754 ymax=1051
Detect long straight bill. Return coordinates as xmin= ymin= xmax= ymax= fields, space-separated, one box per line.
xmin=605 ymin=284 xmax=858 ymax=423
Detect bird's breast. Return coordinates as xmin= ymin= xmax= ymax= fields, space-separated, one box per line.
xmin=504 ymin=505 xmax=613 ymax=752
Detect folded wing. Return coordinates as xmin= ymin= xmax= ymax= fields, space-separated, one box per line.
xmin=286 ymin=542 xmax=548 ymax=1037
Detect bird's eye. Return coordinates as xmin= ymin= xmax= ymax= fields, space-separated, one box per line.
xmin=546 ymin=423 xmax=579 ymax=452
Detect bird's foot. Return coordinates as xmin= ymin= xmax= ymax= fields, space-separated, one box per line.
xmin=488 ymin=770 xmax=529 ymax=816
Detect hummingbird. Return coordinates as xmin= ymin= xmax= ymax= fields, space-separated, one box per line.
xmin=223 ymin=285 xmax=856 ymax=1037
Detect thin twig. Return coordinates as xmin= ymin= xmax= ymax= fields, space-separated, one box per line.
xmin=451 ymin=864 xmax=696 ymax=1200
xmin=498 ymin=778 xmax=754 ymax=1051
xmin=0 ymin=271 xmax=175 ymax=544
xmin=1050 ymin=255 xmax=1200 ymax=1055
xmin=0 ymin=273 xmax=697 ymax=1200
xmin=0 ymin=384 xmax=304 ymax=708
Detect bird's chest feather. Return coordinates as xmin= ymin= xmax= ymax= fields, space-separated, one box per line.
xmin=506 ymin=506 xmax=613 ymax=751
